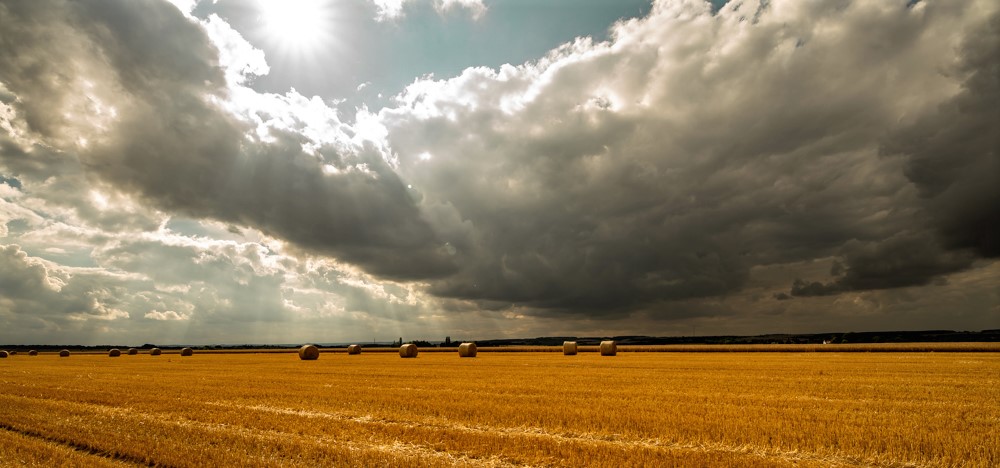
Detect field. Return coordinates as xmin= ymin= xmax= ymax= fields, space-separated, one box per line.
xmin=1 ymin=349 xmax=997 ymax=467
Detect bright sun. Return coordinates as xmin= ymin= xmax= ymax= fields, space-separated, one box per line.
xmin=258 ymin=0 xmax=332 ymax=54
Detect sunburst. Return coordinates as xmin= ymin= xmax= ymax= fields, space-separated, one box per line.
xmin=257 ymin=0 xmax=334 ymax=56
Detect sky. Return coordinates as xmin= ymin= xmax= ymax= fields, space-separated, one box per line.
xmin=0 ymin=0 xmax=997 ymax=346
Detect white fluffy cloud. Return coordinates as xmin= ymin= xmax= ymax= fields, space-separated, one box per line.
xmin=371 ymin=0 xmax=486 ymax=21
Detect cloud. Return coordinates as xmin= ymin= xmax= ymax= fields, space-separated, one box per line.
xmin=788 ymin=233 xmax=975 ymax=297
xmin=0 ymin=0 xmax=477 ymax=344
xmin=0 ymin=244 xmax=131 ymax=325
xmin=201 ymin=14 xmax=270 ymax=85
xmin=371 ymin=0 xmax=486 ymax=21
xmin=437 ymin=0 xmax=486 ymax=18
xmin=383 ymin=0 xmax=998 ymax=314
xmin=881 ymin=9 xmax=1000 ymax=258
xmin=1 ymin=0 xmax=998 ymax=342
xmin=0 ymin=225 xmax=465 ymax=344
xmin=0 ymin=0 xmax=454 ymax=280
xmin=144 ymin=310 xmax=190 ymax=321
xmin=787 ymin=7 xmax=1000 ymax=297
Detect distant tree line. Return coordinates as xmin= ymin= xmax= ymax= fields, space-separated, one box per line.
xmin=4 ymin=330 xmax=997 ymax=350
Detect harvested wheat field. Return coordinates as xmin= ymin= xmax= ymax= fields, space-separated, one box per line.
xmin=0 ymin=351 xmax=997 ymax=467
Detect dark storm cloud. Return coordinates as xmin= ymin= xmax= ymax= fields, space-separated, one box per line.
xmin=0 ymin=0 xmax=454 ymax=280
xmin=789 ymin=233 xmax=975 ymax=297
xmin=788 ymin=8 xmax=1000 ymax=297
xmin=883 ymin=10 xmax=1000 ymax=258
xmin=386 ymin=0 xmax=998 ymax=316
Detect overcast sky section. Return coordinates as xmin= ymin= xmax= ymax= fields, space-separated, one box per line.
xmin=0 ymin=0 xmax=997 ymax=345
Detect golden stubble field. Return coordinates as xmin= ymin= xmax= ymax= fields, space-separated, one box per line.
xmin=1 ymin=350 xmax=997 ymax=467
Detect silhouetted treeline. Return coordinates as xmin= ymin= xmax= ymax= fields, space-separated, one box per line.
xmin=472 ymin=330 xmax=1000 ymax=347
xmin=4 ymin=329 xmax=997 ymax=350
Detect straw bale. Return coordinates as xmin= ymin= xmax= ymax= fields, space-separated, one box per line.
xmin=298 ymin=344 xmax=320 ymax=360
xmin=399 ymin=343 xmax=418 ymax=358
xmin=458 ymin=342 xmax=477 ymax=357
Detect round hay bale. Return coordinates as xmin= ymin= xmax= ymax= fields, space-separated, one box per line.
xmin=399 ymin=343 xmax=418 ymax=358
xmin=298 ymin=344 xmax=320 ymax=360
xmin=458 ymin=342 xmax=477 ymax=358
xmin=347 ymin=344 xmax=361 ymax=355
xmin=150 ymin=348 xmax=162 ymax=356
xmin=8 ymin=351 xmax=15 ymax=355
xmin=180 ymin=347 xmax=193 ymax=357
xmin=600 ymin=340 xmax=617 ymax=356
xmin=28 ymin=350 xmax=38 ymax=356
xmin=0 ymin=351 xmax=8 ymax=358
xmin=127 ymin=348 xmax=138 ymax=355
xmin=108 ymin=348 xmax=121 ymax=357
xmin=563 ymin=341 xmax=578 ymax=355
xmin=59 ymin=349 xmax=70 ymax=357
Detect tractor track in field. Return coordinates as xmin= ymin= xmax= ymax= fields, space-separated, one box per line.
xmin=0 ymin=390 xmax=946 ymax=467
xmin=0 ymin=423 xmax=158 ymax=468
xmin=206 ymin=401 xmax=935 ymax=468
xmin=0 ymin=394 xmax=530 ymax=468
